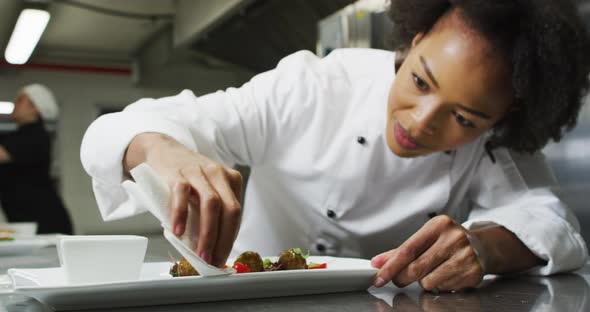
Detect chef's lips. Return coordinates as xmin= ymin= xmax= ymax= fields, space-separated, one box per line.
xmin=394 ymin=121 xmax=419 ymax=150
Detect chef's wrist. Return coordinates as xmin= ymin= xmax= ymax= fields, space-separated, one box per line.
xmin=470 ymin=226 xmax=544 ymax=274
xmin=464 ymin=229 xmax=490 ymax=274
xmin=470 ymin=226 xmax=513 ymax=274
xmin=123 ymin=132 xmax=167 ymax=175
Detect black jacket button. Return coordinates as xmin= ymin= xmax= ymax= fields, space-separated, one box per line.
xmin=428 ymin=212 xmax=438 ymax=218
xmin=327 ymin=209 xmax=336 ymax=218
xmin=357 ymin=136 xmax=366 ymax=145
xmin=316 ymin=243 xmax=326 ymax=252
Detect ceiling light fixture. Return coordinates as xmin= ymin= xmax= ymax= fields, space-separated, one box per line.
xmin=4 ymin=8 xmax=51 ymax=65
xmin=0 ymin=102 xmax=15 ymax=114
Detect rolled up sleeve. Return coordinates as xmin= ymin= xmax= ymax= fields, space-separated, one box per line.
xmin=80 ymin=51 xmax=325 ymax=221
xmin=80 ymin=99 xmax=198 ymax=220
xmin=462 ymin=148 xmax=588 ymax=275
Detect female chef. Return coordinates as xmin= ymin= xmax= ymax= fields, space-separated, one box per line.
xmin=0 ymin=84 xmax=73 ymax=234
xmin=81 ymin=0 xmax=590 ymax=292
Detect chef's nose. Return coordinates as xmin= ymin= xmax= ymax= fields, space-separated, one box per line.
xmin=410 ymin=99 xmax=441 ymax=136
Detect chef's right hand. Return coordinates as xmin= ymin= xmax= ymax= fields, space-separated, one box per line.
xmin=124 ymin=132 xmax=243 ymax=267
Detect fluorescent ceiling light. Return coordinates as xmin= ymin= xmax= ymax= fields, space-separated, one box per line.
xmin=4 ymin=8 xmax=50 ymax=65
xmin=0 ymin=102 xmax=15 ymax=114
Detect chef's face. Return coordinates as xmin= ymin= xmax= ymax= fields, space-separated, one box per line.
xmin=11 ymin=93 xmax=40 ymax=124
xmin=386 ymin=10 xmax=514 ymax=158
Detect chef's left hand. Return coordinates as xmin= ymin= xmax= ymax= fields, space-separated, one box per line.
xmin=371 ymin=215 xmax=485 ymax=292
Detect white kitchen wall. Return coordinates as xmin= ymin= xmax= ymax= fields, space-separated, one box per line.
xmin=0 ymin=67 xmax=248 ymax=235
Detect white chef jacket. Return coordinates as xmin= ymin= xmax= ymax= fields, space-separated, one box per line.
xmin=80 ymin=48 xmax=588 ymax=275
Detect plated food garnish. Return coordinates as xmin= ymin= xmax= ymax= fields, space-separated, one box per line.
xmin=234 ymin=251 xmax=264 ymax=272
xmin=0 ymin=229 xmax=15 ymax=242
xmin=170 ymin=248 xmax=327 ymax=277
xmin=169 ymin=258 xmax=199 ymax=277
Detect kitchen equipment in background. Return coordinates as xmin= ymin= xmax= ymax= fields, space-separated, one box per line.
xmin=543 ymin=104 xmax=590 ymax=244
xmin=317 ymin=0 xmax=390 ymax=57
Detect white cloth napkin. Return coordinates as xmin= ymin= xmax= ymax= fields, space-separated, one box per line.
xmin=121 ymin=163 xmax=231 ymax=276
xmin=122 ymin=164 xmax=172 ymax=231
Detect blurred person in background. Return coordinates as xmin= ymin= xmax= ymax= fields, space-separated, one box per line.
xmin=0 ymin=84 xmax=73 ymax=234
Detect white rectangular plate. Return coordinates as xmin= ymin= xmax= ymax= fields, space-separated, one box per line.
xmin=8 ymin=256 xmax=377 ymax=311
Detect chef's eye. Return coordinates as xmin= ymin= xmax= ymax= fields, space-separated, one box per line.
xmin=412 ymin=73 xmax=429 ymax=92
xmin=452 ymin=111 xmax=476 ymax=128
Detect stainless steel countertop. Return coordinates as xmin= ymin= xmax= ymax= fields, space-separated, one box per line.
xmin=1 ymin=236 xmax=588 ymax=311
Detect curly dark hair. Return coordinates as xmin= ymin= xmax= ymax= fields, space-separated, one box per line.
xmin=387 ymin=0 xmax=590 ymax=153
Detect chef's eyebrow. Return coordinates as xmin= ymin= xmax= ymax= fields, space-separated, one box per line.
xmin=456 ymin=104 xmax=492 ymax=120
xmin=420 ymin=55 xmax=439 ymax=89
xmin=420 ymin=55 xmax=492 ymax=120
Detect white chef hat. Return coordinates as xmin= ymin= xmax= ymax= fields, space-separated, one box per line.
xmin=21 ymin=84 xmax=59 ymax=121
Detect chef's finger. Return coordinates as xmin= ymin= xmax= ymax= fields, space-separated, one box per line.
xmin=188 ymin=188 xmax=200 ymax=206
xmin=371 ymin=249 xmax=397 ymax=269
xmin=202 ymin=166 xmax=242 ymax=267
xmin=211 ymin=198 xmax=241 ymax=267
xmin=373 ymin=217 xmax=445 ymax=287
xmin=438 ymin=252 xmax=483 ymax=291
xmin=226 ymin=168 xmax=243 ymax=203
xmin=418 ymin=262 xmax=459 ymax=292
xmin=169 ymin=178 xmax=191 ymax=236
xmin=393 ymin=239 xmax=450 ymax=287
xmin=435 ymin=274 xmax=476 ymax=293
xmin=393 ymin=224 xmax=469 ymax=287
xmin=419 ymin=248 xmax=483 ymax=292
xmin=181 ymin=166 xmax=221 ymax=265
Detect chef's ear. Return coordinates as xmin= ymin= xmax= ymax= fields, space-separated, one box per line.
xmin=411 ymin=32 xmax=425 ymax=48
